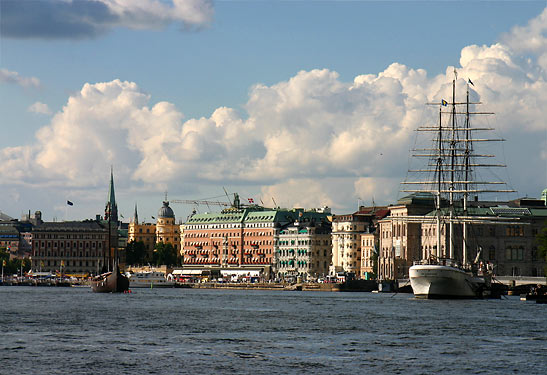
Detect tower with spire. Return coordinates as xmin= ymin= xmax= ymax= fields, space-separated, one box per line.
xmin=105 ymin=167 xmax=118 ymax=223
xmin=133 ymin=203 xmax=139 ymax=224
xmin=103 ymin=167 xmax=119 ymax=271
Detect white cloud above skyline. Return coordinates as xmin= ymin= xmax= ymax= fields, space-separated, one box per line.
xmin=0 ymin=7 xmax=545 ymax=220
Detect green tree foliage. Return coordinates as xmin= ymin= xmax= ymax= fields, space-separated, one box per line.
xmin=125 ymin=241 xmax=147 ymax=265
xmin=153 ymin=242 xmax=178 ymax=266
xmin=371 ymin=246 xmax=379 ymax=280
xmin=0 ymin=247 xmax=31 ymax=275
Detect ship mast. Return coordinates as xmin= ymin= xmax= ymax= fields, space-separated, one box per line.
xmin=449 ymin=71 xmax=457 ymax=260
xmin=401 ymin=70 xmax=515 ymax=265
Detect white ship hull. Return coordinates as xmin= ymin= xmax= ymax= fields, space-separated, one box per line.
xmin=127 ymin=271 xmax=175 ymax=288
xmin=409 ymin=264 xmax=485 ymax=299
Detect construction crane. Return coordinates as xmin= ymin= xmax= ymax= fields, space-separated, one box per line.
xmin=170 ymin=192 xmax=239 ymax=212
xmin=170 ymin=199 xmax=231 ymax=211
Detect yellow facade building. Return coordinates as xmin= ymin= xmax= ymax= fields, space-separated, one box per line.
xmin=155 ymin=201 xmax=180 ymax=252
xmin=128 ymin=201 xmax=180 ymax=261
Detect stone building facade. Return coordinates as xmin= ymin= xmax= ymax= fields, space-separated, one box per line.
xmin=181 ymin=204 xmax=331 ymax=279
xmin=378 ymin=193 xmax=435 ymax=280
xmin=331 ymin=207 xmax=388 ymax=277
xmin=31 ymin=221 xmax=107 ymax=275
xmin=275 ymin=220 xmax=331 ymax=282
xmin=128 ymin=201 xmax=181 ymax=261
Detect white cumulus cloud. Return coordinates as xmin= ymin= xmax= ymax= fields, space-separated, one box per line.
xmin=1 ymin=8 xmax=546 ymax=212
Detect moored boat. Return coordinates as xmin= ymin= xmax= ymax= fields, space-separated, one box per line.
xmin=409 ymin=262 xmax=486 ymax=299
xmin=126 ymin=271 xmax=174 ymax=288
xmin=91 ymin=265 xmax=129 ymax=293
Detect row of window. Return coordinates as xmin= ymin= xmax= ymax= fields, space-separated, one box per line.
xmin=34 ymin=251 xmax=102 ymax=258
xmin=33 ymin=233 xmax=104 ymax=240
xmin=36 ymin=241 xmax=103 ymax=249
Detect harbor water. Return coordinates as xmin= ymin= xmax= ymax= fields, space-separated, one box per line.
xmin=1 ymin=287 xmax=545 ymax=374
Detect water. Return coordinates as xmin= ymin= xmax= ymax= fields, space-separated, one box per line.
xmin=1 ymin=287 xmax=545 ymax=374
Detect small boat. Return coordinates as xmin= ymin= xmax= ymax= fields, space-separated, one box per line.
xmin=126 ymin=271 xmax=174 ymax=288
xmin=91 ymin=265 xmax=129 ymax=293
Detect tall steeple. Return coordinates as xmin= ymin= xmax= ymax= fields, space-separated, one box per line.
xmin=105 ymin=166 xmax=118 ymax=223
xmin=133 ymin=202 xmax=139 ymax=224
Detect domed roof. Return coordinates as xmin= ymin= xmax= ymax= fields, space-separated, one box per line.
xmin=158 ymin=201 xmax=175 ymax=219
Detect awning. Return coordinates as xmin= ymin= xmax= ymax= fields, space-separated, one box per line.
xmin=172 ymin=269 xmax=203 ymax=275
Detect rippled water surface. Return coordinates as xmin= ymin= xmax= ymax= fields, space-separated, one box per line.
xmin=1 ymin=286 xmax=546 ymax=374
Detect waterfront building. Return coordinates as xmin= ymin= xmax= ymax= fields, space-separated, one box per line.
xmin=0 ymin=224 xmax=20 ymax=258
xmin=360 ymin=232 xmax=376 ymax=279
xmin=181 ymin=196 xmax=331 ymax=279
xmin=156 ymin=201 xmax=180 ymax=252
xmin=128 ymin=202 xmax=181 ymax=261
xmin=377 ymin=193 xmax=435 ymax=281
xmin=331 ymin=206 xmax=387 ymax=277
xmin=30 ymin=220 xmax=108 ymax=275
xmin=275 ymin=217 xmax=331 ymax=282
xmin=0 ymin=211 xmax=40 ymax=259
xmin=420 ymin=198 xmax=547 ymax=277
xmin=128 ymin=203 xmax=156 ymax=259
xmin=379 ymin=193 xmax=547 ymax=280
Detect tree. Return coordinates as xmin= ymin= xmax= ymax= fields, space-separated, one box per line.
xmin=153 ymin=242 xmax=178 ymax=266
xmin=125 ymin=241 xmax=147 ymax=265
xmin=0 ymin=247 xmax=31 ymax=275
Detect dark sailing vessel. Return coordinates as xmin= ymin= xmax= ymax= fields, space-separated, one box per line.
xmin=91 ymin=265 xmax=129 ymax=293
xmin=91 ymin=168 xmax=129 ymax=293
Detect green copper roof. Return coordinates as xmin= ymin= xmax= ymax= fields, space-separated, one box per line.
xmin=184 ymin=207 xmax=330 ymax=225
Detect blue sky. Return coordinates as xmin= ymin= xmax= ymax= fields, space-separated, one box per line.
xmin=1 ymin=1 xmax=546 ymax=222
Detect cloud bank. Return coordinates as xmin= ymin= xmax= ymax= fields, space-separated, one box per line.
xmin=1 ymin=8 xmax=546 ymax=212
xmin=0 ymin=0 xmax=214 ymax=39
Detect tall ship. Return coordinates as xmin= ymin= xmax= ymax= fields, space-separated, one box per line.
xmin=401 ymin=71 xmax=517 ymax=299
xmin=91 ymin=168 xmax=129 ymax=293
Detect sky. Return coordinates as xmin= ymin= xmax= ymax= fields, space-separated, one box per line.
xmin=0 ymin=0 xmax=546 ymax=223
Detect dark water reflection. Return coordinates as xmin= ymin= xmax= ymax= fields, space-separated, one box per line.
xmin=1 ymin=287 xmax=545 ymax=374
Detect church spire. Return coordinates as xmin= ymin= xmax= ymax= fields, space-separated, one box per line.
xmin=105 ymin=166 xmax=118 ymax=222
xmin=133 ymin=202 xmax=139 ymax=224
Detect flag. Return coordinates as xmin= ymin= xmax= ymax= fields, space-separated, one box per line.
xmin=468 ymin=78 xmax=474 ymax=86
xmin=441 ymin=99 xmax=448 ymax=106
xmin=2 ymin=260 xmax=6 ymax=267
xmin=248 ymin=198 xmax=254 ymax=204
xmin=67 ymin=200 xmax=73 ymax=206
